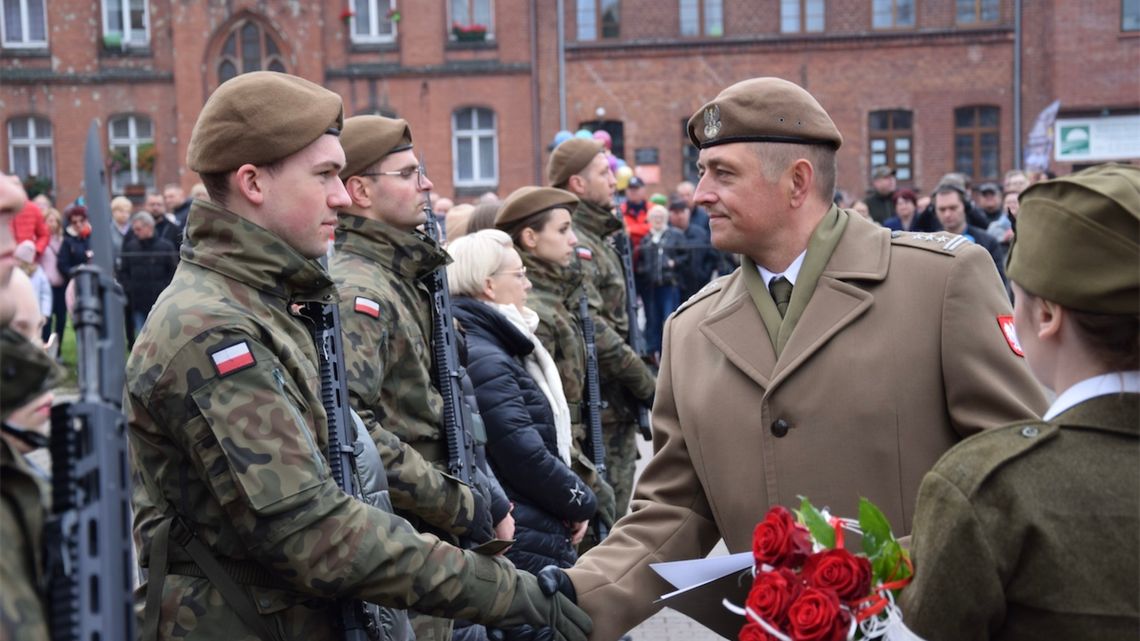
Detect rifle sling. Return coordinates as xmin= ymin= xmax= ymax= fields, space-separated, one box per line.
xmin=142 ymin=516 xmax=287 ymax=641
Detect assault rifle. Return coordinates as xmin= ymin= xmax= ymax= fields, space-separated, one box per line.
xmin=577 ymin=292 xmax=608 ymax=541
xmin=612 ymin=232 xmax=652 ymax=441
xmin=421 ymin=184 xmax=477 ymax=486
xmin=303 ymin=268 xmax=392 ymax=641
xmin=45 ymin=121 xmax=134 ymax=641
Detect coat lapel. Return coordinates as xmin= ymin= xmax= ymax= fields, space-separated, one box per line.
xmin=699 ymin=273 xmax=776 ymax=389
xmin=770 ymin=216 xmax=891 ymax=390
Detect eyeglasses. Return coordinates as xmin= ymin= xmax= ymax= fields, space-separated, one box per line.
xmin=358 ymin=162 xmax=427 ymax=189
xmin=492 ymin=267 xmax=527 ymax=280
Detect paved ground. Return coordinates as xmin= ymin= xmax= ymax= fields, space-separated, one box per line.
xmin=618 ymin=434 xmax=729 ymax=641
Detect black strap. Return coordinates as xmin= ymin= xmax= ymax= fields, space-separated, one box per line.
xmin=141 ymin=516 xmax=286 ymax=641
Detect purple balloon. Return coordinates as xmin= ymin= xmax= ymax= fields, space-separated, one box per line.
xmin=607 ymin=154 xmax=619 ymax=172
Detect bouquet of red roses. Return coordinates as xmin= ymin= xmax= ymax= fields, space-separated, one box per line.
xmin=726 ymin=498 xmax=913 ymax=641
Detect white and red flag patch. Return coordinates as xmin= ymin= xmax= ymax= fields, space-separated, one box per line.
xmin=211 ymin=341 xmax=256 ymax=376
xmin=576 ymin=246 xmax=593 ymax=261
xmin=996 ymin=315 xmax=1024 ymax=357
xmin=354 ymin=296 xmax=380 ymax=318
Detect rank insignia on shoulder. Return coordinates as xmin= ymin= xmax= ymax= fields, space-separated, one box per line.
xmin=576 ymin=246 xmax=593 ymax=261
xmin=211 ymin=341 xmax=256 ymax=377
xmin=354 ymin=296 xmax=380 ymax=318
xmin=997 ymin=315 xmax=1024 ymax=357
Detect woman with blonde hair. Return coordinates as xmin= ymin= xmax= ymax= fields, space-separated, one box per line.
xmin=448 ymin=228 xmax=596 ymax=572
xmin=38 ymin=207 xmax=66 ymax=344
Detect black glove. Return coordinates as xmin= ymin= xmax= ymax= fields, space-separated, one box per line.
xmin=500 ymin=572 xmax=592 ymax=641
xmin=465 ymin=483 xmax=495 ymax=544
xmin=537 ymin=566 xmax=577 ymax=603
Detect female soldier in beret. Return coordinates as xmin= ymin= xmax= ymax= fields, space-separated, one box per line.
xmin=901 ymin=164 xmax=1140 ymax=639
xmin=494 ymin=187 xmax=618 ymax=548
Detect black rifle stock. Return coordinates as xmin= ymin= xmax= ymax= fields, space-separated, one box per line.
xmin=421 ymin=191 xmax=477 ymax=486
xmin=577 ymin=292 xmax=609 ymax=541
xmin=45 ymin=121 xmax=134 ymax=641
xmin=613 ymin=233 xmax=652 ymax=441
xmin=303 ymin=268 xmax=384 ymax=641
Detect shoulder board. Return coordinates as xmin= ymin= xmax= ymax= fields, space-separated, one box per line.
xmin=674 ymin=273 xmax=730 ymax=316
xmin=933 ymin=421 xmax=1059 ymax=496
xmin=889 ymin=230 xmax=972 ymax=256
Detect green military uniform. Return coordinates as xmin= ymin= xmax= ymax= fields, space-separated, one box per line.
xmin=901 ymin=393 xmax=1140 ymax=639
xmin=521 ymin=252 xmax=616 ymax=535
xmin=126 ymin=202 xmax=525 ymax=640
xmin=0 ymin=328 xmax=59 ymax=641
xmin=331 ymin=213 xmax=485 ymax=539
xmin=571 ymin=199 xmax=657 ymax=512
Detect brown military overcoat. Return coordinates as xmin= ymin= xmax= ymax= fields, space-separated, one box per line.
xmin=567 ymin=212 xmax=1048 ymax=640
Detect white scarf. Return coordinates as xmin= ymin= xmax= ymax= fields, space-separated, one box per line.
xmin=490 ymin=301 xmax=574 ymax=465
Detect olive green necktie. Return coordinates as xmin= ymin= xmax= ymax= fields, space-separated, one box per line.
xmin=769 ymin=276 xmax=793 ymax=318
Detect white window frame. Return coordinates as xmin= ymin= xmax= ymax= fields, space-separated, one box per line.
xmin=6 ymin=116 xmax=53 ymax=181
xmin=781 ymin=0 xmax=825 ymax=33
xmin=451 ymin=107 xmax=498 ymax=189
xmin=350 ymin=0 xmax=397 ymax=44
xmin=448 ymin=0 xmax=495 ymax=40
xmin=101 ymin=0 xmax=150 ymax=48
xmin=1 ymin=0 xmax=48 ymax=49
xmin=872 ymin=0 xmax=915 ymax=29
xmin=108 ymin=114 xmax=154 ymax=193
xmin=680 ymin=0 xmax=724 ymax=37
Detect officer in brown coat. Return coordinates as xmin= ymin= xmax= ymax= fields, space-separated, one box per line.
xmin=557 ymin=77 xmax=1048 ymax=640
xmin=901 ymin=164 xmax=1140 ymax=640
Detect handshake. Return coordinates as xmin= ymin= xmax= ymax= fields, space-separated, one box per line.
xmin=497 ymin=566 xmax=589 ymax=641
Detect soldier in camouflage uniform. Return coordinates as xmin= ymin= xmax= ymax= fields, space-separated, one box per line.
xmin=1 ymin=173 xmax=61 ymax=641
xmin=331 ymin=115 xmax=508 ymax=641
xmin=493 ymin=187 xmax=618 ymax=546
xmin=547 ymin=139 xmax=657 ymax=513
xmin=126 ymin=72 xmax=590 ymax=641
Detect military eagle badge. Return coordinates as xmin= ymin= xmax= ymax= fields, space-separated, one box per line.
xmin=704 ymin=105 xmax=722 ymax=140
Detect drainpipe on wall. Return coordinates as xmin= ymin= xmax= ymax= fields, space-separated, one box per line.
xmin=530 ymin=1 xmax=542 ymax=184
xmin=557 ymin=0 xmax=567 ymax=131
xmin=1013 ymin=0 xmax=1023 ymax=169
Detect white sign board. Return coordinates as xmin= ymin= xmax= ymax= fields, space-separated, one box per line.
xmin=1054 ymin=115 xmax=1140 ymax=162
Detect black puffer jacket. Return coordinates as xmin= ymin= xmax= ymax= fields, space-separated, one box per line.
xmin=452 ymin=296 xmax=596 ymax=572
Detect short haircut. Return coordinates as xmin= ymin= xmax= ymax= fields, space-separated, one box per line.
xmin=446 ymin=229 xmax=514 ymax=297
xmin=751 ymin=142 xmax=836 ymax=202
xmin=466 ymin=202 xmax=502 ymax=235
xmin=110 ymin=196 xmax=133 ymax=212
xmin=933 ymin=184 xmax=965 ymax=205
xmin=163 ymin=183 xmax=183 ymax=193
xmin=130 ymin=212 xmax=156 ymax=227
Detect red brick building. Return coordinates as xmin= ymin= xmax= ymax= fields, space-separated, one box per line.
xmin=2 ymin=0 xmax=1136 ymax=206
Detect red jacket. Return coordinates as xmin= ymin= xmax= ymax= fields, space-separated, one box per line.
xmin=11 ymin=202 xmax=49 ymax=256
xmin=620 ymin=200 xmax=649 ymax=261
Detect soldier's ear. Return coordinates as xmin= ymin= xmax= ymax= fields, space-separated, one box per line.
xmin=1036 ymin=298 xmax=1064 ymax=341
xmin=787 ymin=159 xmax=814 ymax=208
xmin=520 ymin=227 xmax=539 ymax=251
xmin=345 ymin=176 xmax=372 ymax=208
xmin=234 ymin=164 xmax=265 ymax=206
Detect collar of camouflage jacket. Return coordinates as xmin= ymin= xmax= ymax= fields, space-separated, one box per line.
xmin=572 ymin=199 xmax=624 ymax=239
xmin=333 ymin=212 xmax=449 ymax=281
xmin=181 ymin=200 xmax=336 ymax=304
xmin=521 ymin=251 xmax=583 ymax=300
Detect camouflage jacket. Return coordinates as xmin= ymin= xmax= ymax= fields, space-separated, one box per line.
xmin=330 ymin=214 xmax=483 ymax=538
xmin=1 ymin=328 xmax=59 ymax=641
xmin=571 ymin=201 xmax=656 ymax=419
xmin=126 ymin=201 xmax=520 ymax=640
xmin=331 ymin=214 xmax=447 ymax=451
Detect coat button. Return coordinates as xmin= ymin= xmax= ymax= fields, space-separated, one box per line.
xmin=1020 ymin=426 xmax=1040 ymax=438
xmin=770 ymin=419 xmax=792 ymax=437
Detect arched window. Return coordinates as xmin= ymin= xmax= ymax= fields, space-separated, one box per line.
xmin=7 ymin=115 xmax=52 ymax=181
xmin=108 ymin=114 xmax=154 ymax=192
xmin=452 ymin=107 xmax=498 ymax=188
xmin=215 ymin=18 xmax=286 ymax=85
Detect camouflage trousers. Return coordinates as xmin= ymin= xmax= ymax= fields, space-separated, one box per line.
xmin=410 ymin=612 xmax=453 ymax=641
xmin=603 ymin=419 xmax=639 ymax=516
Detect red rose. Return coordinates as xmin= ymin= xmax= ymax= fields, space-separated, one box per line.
xmin=786 ymin=587 xmax=853 ymax=641
xmin=739 ymin=622 xmax=776 ymax=641
xmin=752 ymin=506 xmax=813 ymax=569
xmin=745 ymin=567 xmax=803 ymax=626
xmin=802 ymin=548 xmax=872 ymax=603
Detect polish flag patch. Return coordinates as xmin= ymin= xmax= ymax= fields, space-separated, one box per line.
xmin=354 ymin=296 xmax=380 ymax=318
xmin=576 ymin=246 xmax=593 ymax=261
xmin=997 ymin=315 xmax=1024 ymax=357
xmin=211 ymin=342 xmax=256 ymax=377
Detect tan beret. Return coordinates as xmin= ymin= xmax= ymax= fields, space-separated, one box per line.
xmin=547 ymin=138 xmax=604 ymax=188
xmin=1007 ymin=163 xmax=1140 ymax=314
xmin=687 ymin=77 xmax=842 ymax=150
xmin=339 ymin=115 xmax=414 ymax=180
xmin=187 ymin=71 xmax=344 ymax=173
xmin=495 ymin=186 xmax=579 ymax=228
